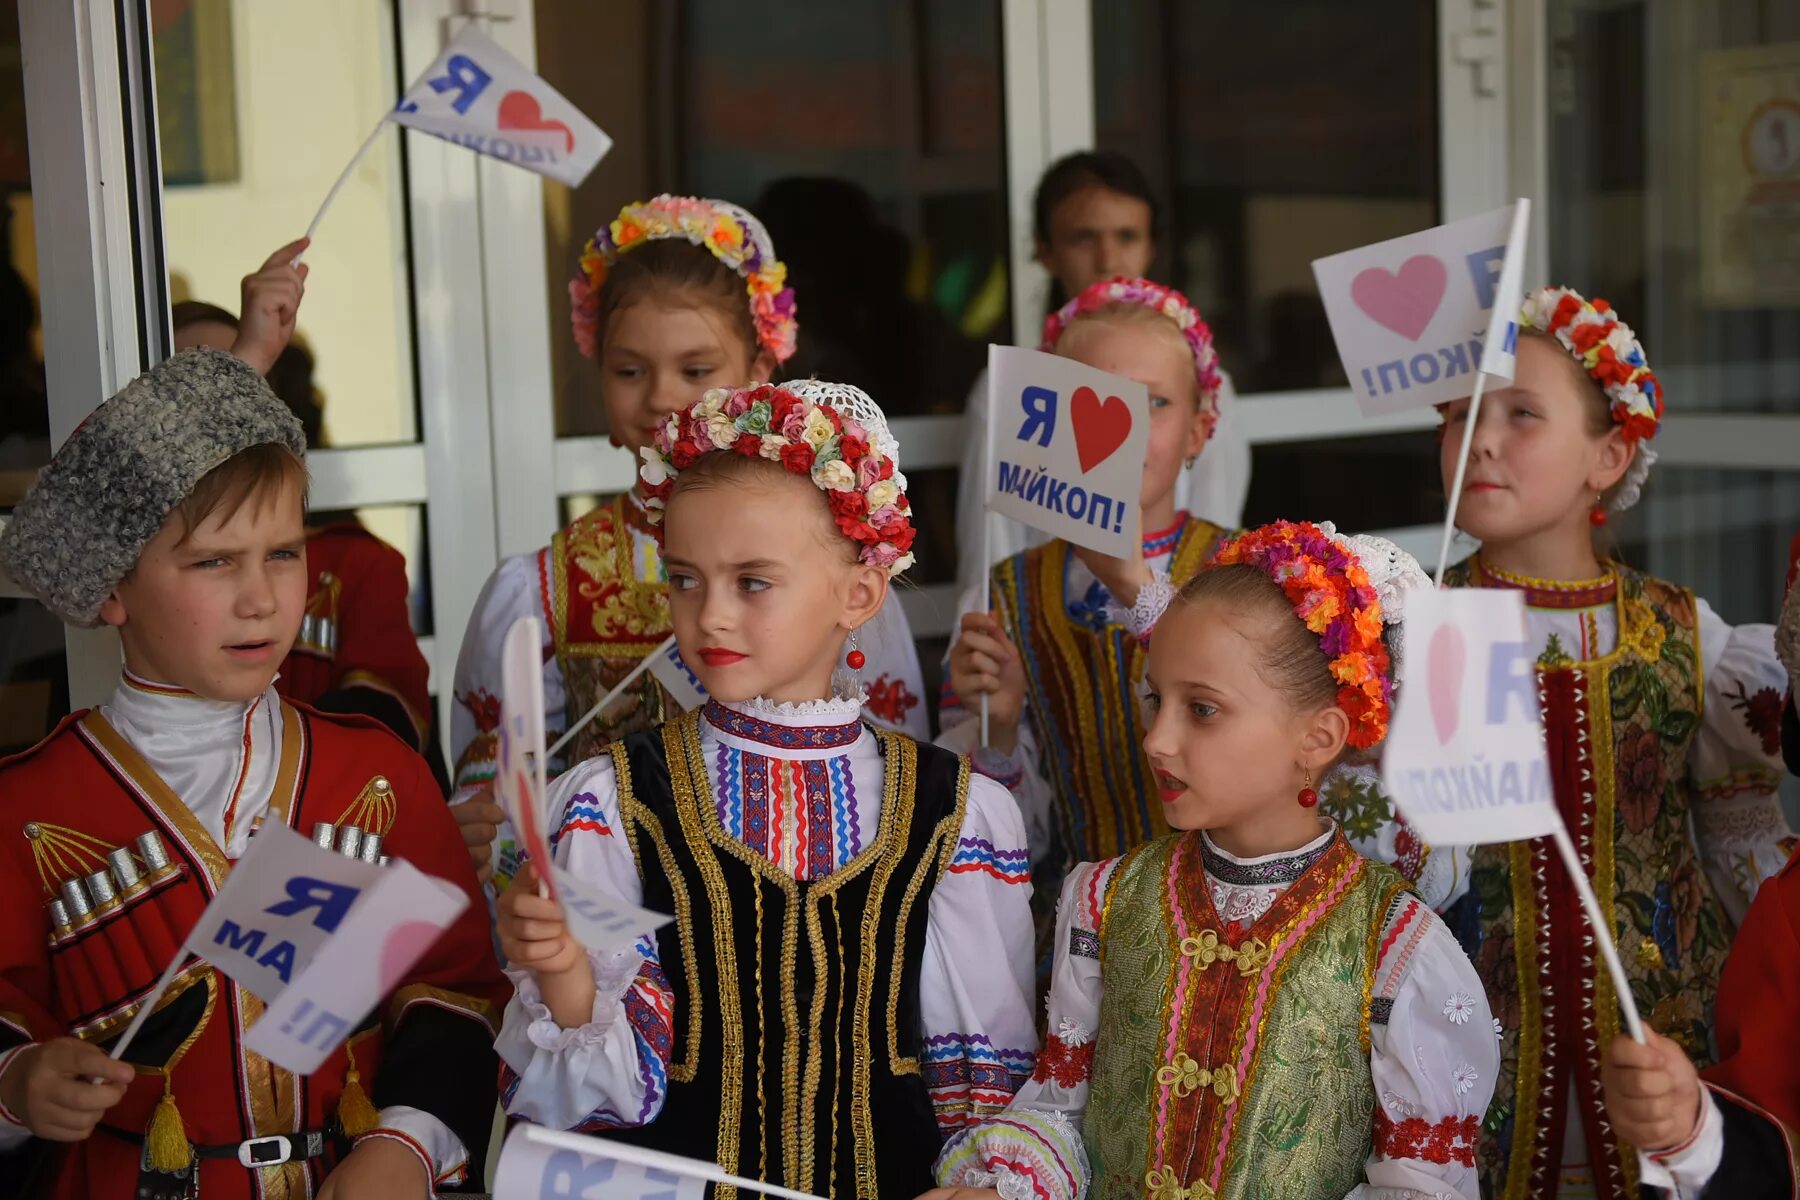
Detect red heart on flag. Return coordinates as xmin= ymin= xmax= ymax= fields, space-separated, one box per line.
xmin=1427 ymin=622 xmax=1465 ymax=745
xmin=1070 ymin=385 xmax=1132 ymax=473
xmin=497 ymin=90 xmax=574 ymax=152
xmin=1351 ymin=255 xmax=1448 ymax=341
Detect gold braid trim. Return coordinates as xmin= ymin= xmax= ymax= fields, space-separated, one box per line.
xmin=1504 ymin=838 xmax=1545 ymax=1199
xmin=23 ymin=821 xmax=113 ymax=898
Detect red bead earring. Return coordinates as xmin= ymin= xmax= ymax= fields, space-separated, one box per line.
xmin=1298 ymin=767 xmax=1318 ymax=808
xmin=845 ymin=628 xmax=865 ymax=671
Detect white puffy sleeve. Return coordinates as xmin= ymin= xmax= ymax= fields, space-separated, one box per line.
xmin=448 ymin=548 xmax=566 ymax=804
xmin=933 ymin=857 xmax=1118 ymax=1200
xmin=936 ymin=578 xmax=1058 ymax=867
xmin=1350 ymin=895 xmax=1498 ymax=1200
xmin=919 ymin=775 xmax=1039 ymax=1133
xmin=858 ymin=590 xmax=930 ymax=739
xmin=495 ymin=755 xmax=674 ymax=1132
xmin=1687 ymin=598 xmax=1795 ymax=924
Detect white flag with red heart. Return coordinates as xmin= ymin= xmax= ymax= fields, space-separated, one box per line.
xmin=390 ymin=26 xmax=610 ymax=188
xmin=983 ymin=345 xmax=1150 ymax=559
xmin=1311 ymin=202 xmax=1527 ymax=417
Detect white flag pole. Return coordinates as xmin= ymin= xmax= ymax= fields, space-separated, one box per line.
xmin=296 ymin=117 xmax=390 ymax=261
xmin=1432 ymin=369 xmax=1489 ymax=587
xmin=1547 ymin=818 xmax=1646 ymax=1043
xmin=547 ymin=634 xmax=677 ymax=761
xmin=109 ymin=951 xmax=191 ymax=1062
xmin=522 ymin=1124 xmax=829 ymax=1200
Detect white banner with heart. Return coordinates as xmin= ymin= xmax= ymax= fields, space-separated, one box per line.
xmin=1311 ymin=203 xmax=1524 ymax=416
xmin=983 ymin=345 xmax=1151 ymax=559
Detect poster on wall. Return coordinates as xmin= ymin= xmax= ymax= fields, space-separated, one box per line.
xmin=1699 ymin=43 xmax=1800 ymax=309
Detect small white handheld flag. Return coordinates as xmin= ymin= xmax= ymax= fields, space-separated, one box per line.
xmin=392 ymin=27 xmax=611 ymax=187
xmin=1311 ymin=201 xmax=1527 ymax=416
xmin=983 ymin=345 xmax=1150 ymax=560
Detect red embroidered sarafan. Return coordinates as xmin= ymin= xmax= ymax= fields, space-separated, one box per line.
xmin=1031 ymin=1032 xmax=1095 ymax=1088
xmin=1374 ymin=1110 xmax=1481 ymax=1167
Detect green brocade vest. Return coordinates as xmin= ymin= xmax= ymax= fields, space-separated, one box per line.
xmin=1085 ymin=829 xmax=1411 ymax=1200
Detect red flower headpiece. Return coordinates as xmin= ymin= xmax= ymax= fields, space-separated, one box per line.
xmin=1208 ymin=520 xmax=1394 ymax=749
xmin=638 ymin=382 xmax=915 ymax=577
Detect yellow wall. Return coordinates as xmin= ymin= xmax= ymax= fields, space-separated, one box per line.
xmin=159 ymin=0 xmax=414 ymax=448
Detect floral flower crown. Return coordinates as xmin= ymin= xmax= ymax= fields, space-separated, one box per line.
xmin=569 ymin=194 xmax=798 ymax=364
xmin=1041 ymin=276 xmax=1224 ymax=424
xmin=638 ymin=381 xmax=916 ymax=577
xmin=1208 ymin=520 xmax=1395 ymax=750
xmin=1518 ymin=286 xmax=1661 ymax=512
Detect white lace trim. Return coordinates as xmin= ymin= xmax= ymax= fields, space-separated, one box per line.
xmin=1210 ymin=881 xmax=1281 ymax=926
xmin=722 ymin=691 xmax=866 ymax=726
xmin=1200 ymin=825 xmax=1334 ymax=867
xmin=1107 ymin=570 xmax=1179 ymax=640
xmin=512 ymin=945 xmax=645 ymax=1049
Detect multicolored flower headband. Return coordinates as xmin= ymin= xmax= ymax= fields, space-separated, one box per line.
xmin=1519 ymin=286 xmax=1661 ymax=511
xmin=1041 ymin=276 xmax=1223 ymax=423
xmin=1208 ymin=520 xmax=1395 ymax=750
xmin=569 ymin=194 xmax=798 ymax=364
xmin=638 ymin=380 xmax=916 ymax=577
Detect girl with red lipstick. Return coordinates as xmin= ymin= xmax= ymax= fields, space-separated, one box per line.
xmin=448 ymin=196 xmax=928 ymax=893
xmin=1431 ymin=288 xmax=1793 ymax=1200
xmin=492 ymin=380 xmax=1037 ymax=1199
xmin=925 ymin=521 xmax=1496 ymax=1200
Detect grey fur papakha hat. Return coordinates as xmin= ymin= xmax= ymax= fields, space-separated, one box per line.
xmin=0 ymin=347 xmax=306 ymax=628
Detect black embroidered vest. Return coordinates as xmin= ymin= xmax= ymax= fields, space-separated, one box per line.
xmin=603 ymin=711 xmax=970 ymax=1199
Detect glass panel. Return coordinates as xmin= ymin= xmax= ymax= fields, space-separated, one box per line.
xmin=156 ymin=0 xmax=419 ymax=446
xmin=1548 ymin=1 xmax=1800 ymax=416
xmin=1243 ymin=429 xmax=1447 ymax=533
xmin=1092 ymin=0 xmax=1440 ymax=395
xmin=535 ymin=0 xmax=1006 ymax=589
xmin=535 ymin=0 xmax=1010 ymax=481
xmin=0 ymin=0 xmax=65 ymax=753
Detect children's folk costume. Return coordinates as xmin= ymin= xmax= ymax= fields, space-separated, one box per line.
xmin=939 ymin=278 xmax=1231 ymax=873
xmin=1643 ymin=848 xmax=1799 ymax=1197
xmin=280 ymin=520 xmax=440 ymax=769
xmin=1435 ymin=290 xmax=1796 ymax=1199
xmin=0 ymin=349 xmax=508 ymax=1198
xmin=452 ymin=199 xmax=927 ymax=893
xmin=935 ymin=523 xmax=1498 ymax=1200
xmin=496 ymin=382 xmax=1036 ymax=1199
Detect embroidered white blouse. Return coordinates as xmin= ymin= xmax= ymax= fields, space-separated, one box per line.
xmin=934 ymin=828 xmax=1501 ymax=1200
xmin=495 ymin=693 xmax=1039 ymax=1137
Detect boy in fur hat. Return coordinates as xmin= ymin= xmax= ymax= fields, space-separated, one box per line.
xmin=0 ymin=345 xmax=506 ymax=1199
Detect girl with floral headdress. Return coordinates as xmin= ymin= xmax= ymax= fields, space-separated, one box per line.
xmin=448 ymin=196 xmax=929 ymax=894
xmin=1425 ymin=288 xmax=1794 ymax=1199
xmin=492 ymin=381 xmax=1037 ymax=1198
xmin=940 ymin=279 xmax=1459 ymax=958
xmin=925 ymin=522 xmax=1498 ymax=1200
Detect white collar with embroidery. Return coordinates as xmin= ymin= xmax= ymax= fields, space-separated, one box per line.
xmin=701 ymin=692 xmax=870 ymax=759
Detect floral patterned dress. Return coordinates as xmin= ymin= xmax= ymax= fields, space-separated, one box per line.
xmin=1442 ymin=557 xmax=1795 ymax=1200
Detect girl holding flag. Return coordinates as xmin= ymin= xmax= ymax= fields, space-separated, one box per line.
xmin=1434 ymin=287 xmax=1794 ymax=1198
xmin=491 ymin=380 xmax=1036 ymax=1198
xmin=448 ymin=196 xmax=928 ymax=892
xmin=926 ymin=521 xmax=1497 ymax=1200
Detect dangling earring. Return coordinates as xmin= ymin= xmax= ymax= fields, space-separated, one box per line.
xmin=607 ymin=432 xmax=623 ymax=449
xmin=1297 ymin=767 xmax=1318 ymax=808
xmin=1588 ymin=491 xmax=1608 ymax=527
xmin=1184 ymin=453 xmax=1198 ymax=469
xmin=845 ymin=627 xmax=865 ymax=671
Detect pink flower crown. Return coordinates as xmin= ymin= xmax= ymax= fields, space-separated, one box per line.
xmin=637 ymin=382 xmax=916 ymax=577
xmin=1519 ymin=286 xmax=1662 ymax=444
xmin=1208 ymin=520 xmax=1394 ymax=750
xmin=1041 ymin=276 xmax=1224 ymax=426
xmin=569 ymin=194 xmax=798 ymax=364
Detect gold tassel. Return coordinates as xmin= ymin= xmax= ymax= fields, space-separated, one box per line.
xmin=145 ymin=1077 xmax=193 ymax=1172
xmin=336 ymin=1043 xmax=380 ymax=1137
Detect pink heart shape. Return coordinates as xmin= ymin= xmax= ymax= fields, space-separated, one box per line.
xmin=1351 ymin=255 xmax=1448 ymax=341
xmin=1427 ymin=623 xmax=1465 ymax=746
xmin=378 ymin=920 xmax=450 ymax=993
xmin=497 ymin=90 xmax=574 ymax=152
xmin=1070 ymin=385 xmax=1132 ymax=473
